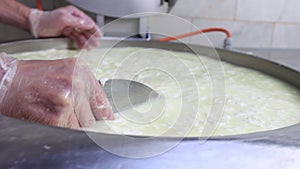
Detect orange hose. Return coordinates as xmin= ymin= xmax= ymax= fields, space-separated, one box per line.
xmin=36 ymin=0 xmax=43 ymax=11
xmin=157 ymin=28 xmax=232 ymax=42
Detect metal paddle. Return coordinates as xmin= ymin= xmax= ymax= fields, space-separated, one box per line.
xmin=101 ymin=79 xmax=160 ymax=113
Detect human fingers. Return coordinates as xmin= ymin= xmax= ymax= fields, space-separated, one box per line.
xmin=83 ymin=30 xmax=99 ymax=48
xmin=90 ymin=79 xmax=114 ymax=120
xmin=87 ymin=24 xmax=102 ymax=38
xmin=70 ymin=30 xmax=91 ymax=50
xmin=75 ymin=96 xmax=96 ymax=127
xmin=65 ymin=27 xmax=100 ymax=49
xmin=62 ymin=27 xmax=86 ymax=49
xmin=66 ymin=113 xmax=81 ymax=129
xmin=65 ymin=6 xmax=97 ymax=31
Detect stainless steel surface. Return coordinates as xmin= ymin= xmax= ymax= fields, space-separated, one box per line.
xmin=236 ymin=47 xmax=300 ymax=71
xmin=99 ymin=16 xmax=151 ymax=40
xmin=103 ymin=79 xmax=159 ymax=113
xmin=66 ymin=0 xmax=171 ymax=18
xmin=67 ymin=0 xmax=177 ymax=40
xmin=1 ymin=114 xmax=298 ymax=169
xmin=66 ymin=0 xmax=160 ymax=18
xmin=0 ymin=38 xmax=299 ymax=168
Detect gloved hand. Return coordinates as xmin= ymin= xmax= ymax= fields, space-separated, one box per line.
xmin=29 ymin=6 xmax=102 ymax=50
xmin=0 ymin=53 xmax=114 ymax=128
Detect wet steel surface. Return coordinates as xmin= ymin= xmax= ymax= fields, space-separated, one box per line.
xmin=0 ymin=39 xmax=299 ymax=169
xmin=237 ymin=47 xmax=300 ymax=72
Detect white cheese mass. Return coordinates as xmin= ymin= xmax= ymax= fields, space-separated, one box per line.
xmin=12 ymin=47 xmax=300 ymax=137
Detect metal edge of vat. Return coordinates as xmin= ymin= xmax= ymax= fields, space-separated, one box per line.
xmin=0 ymin=38 xmax=299 ymax=168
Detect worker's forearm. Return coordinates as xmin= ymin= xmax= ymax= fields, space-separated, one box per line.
xmin=0 ymin=0 xmax=31 ymax=31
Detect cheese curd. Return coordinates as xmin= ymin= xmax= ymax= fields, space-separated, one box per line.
xmin=12 ymin=47 xmax=300 ymax=137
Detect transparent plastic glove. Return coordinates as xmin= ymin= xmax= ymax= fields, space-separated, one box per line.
xmin=0 ymin=53 xmax=18 ymax=106
xmin=0 ymin=57 xmax=114 ymax=129
xmin=29 ymin=6 xmax=102 ymax=50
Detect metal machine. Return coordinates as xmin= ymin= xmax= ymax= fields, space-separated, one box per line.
xmin=67 ymin=0 xmax=177 ymax=39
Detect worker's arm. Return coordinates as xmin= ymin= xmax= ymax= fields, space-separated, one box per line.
xmin=0 ymin=0 xmax=101 ymax=49
xmin=0 ymin=53 xmax=114 ymax=128
xmin=0 ymin=0 xmax=31 ymax=31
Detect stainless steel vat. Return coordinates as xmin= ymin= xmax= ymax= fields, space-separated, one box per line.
xmin=0 ymin=38 xmax=299 ymax=169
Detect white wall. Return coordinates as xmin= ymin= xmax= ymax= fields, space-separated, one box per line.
xmin=1 ymin=0 xmax=299 ymax=49
xmin=149 ymin=0 xmax=300 ymax=49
